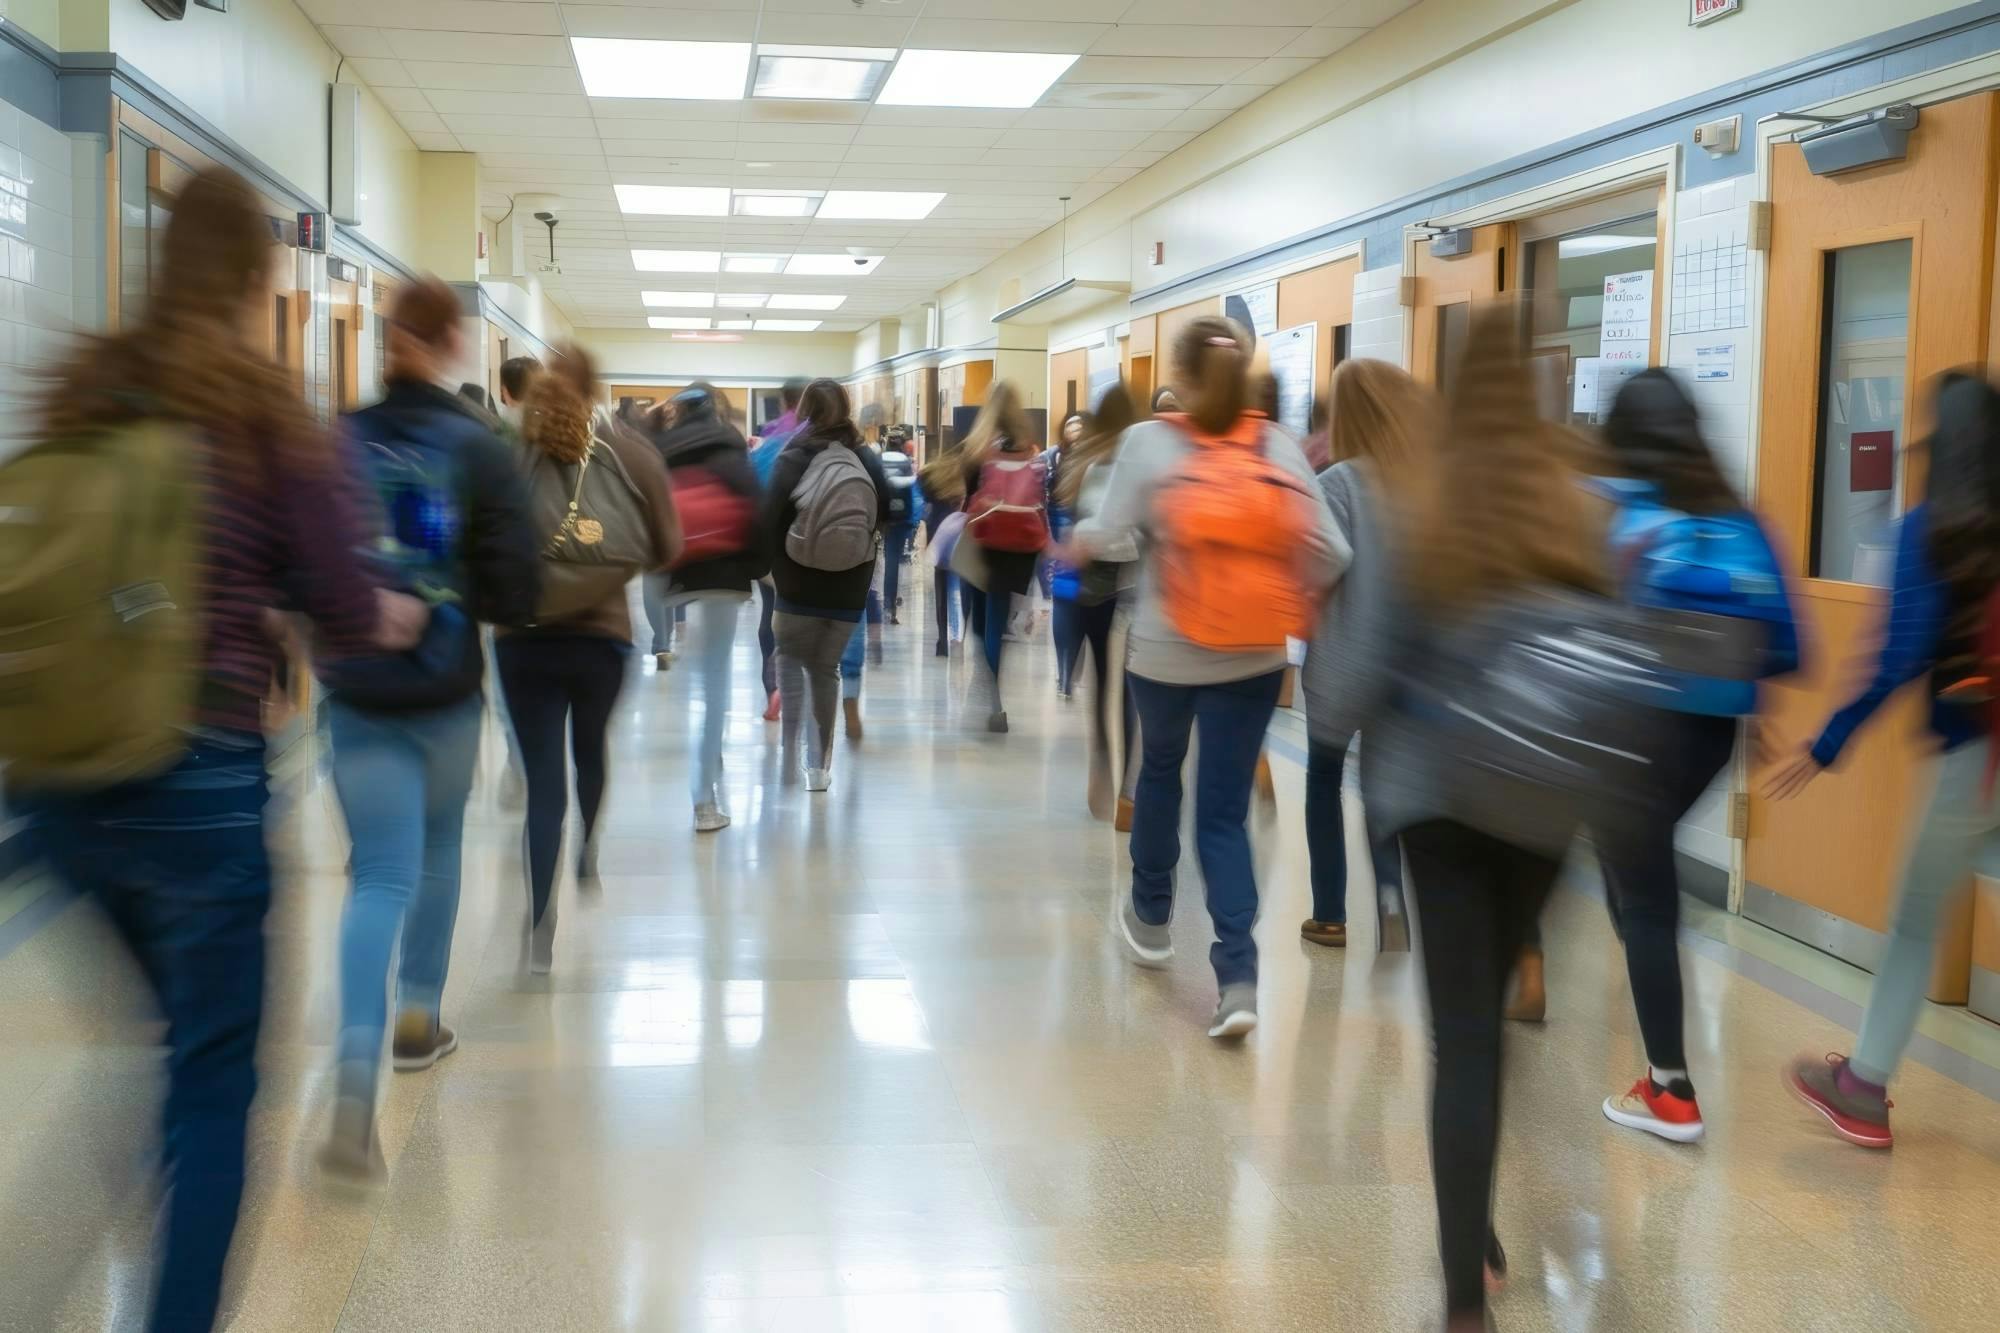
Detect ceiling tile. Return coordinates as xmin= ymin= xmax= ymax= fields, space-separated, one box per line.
xmin=1165 ymin=106 xmax=1231 ymax=132
xmin=916 ymin=0 xmax=1130 ymax=18
xmin=424 ymin=89 xmax=591 ymax=117
xmin=1193 ymin=83 xmax=1269 ymax=112
xmin=1324 ymin=0 xmax=1423 ymax=24
xmin=394 ymin=110 xmax=451 ymax=136
xmin=746 ymin=12 xmax=915 ymax=47
xmin=590 ymin=99 xmax=744 ymax=125
xmin=1113 ymin=149 xmax=1167 ymax=171
xmin=861 ymin=107 xmax=1024 ymax=131
xmin=400 ymin=61 xmax=585 ymax=93
xmin=370 ymin=86 xmax=435 ymax=114
xmin=304 ymin=1 xmax=561 ymax=34
xmin=1123 ymin=0 xmax=1342 ymax=23
xmin=901 ymin=20 xmax=1109 ymax=54
xmin=741 ymin=101 xmax=871 ymax=126
xmin=347 ymin=57 xmax=416 ymax=88
xmin=1281 ymin=26 xmax=1369 ymax=58
xmin=1008 ymin=106 xmax=1183 ymax=131
xmin=456 ymin=135 xmax=615 ymax=158
xmin=1040 ymin=83 xmax=1212 ymax=110
xmin=1239 ymin=57 xmax=1321 ymax=85
xmin=382 ymin=31 xmax=572 ymax=67
xmin=1139 ymin=129 xmax=1198 ymax=152
xmin=851 ymin=125 xmax=1005 ymax=149
xmin=1093 ymin=164 xmax=1142 ymax=183
xmin=989 ymin=127 xmax=1147 ymax=152
xmin=409 ymin=131 xmax=463 ymax=152
xmin=558 ymin=6 xmax=759 ymax=41
xmin=1062 ymin=56 xmax=1259 ymax=85
xmin=320 ymin=26 xmax=395 ymax=59
xmin=1087 ymin=25 xmax=1305 ymax=58
xmin=443 ymin=113 xmax=603 ymax=140
xmin=736 ymin=122 xmax=859 ymax=145
xmin=980 ymin=147 xmax=1123 ymax=169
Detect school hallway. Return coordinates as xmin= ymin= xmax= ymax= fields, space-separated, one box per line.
xmin=4 ymin=590 xmax=2000 ymax=1333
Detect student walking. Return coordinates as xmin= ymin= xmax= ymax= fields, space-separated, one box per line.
xmin=761 ymin=379 xmax=890 ymax=791
xmin=315 ymin=276 xmax=544 ymax=1183
xmin=750 ymin=378 xmax=809 ymax=719
xmin=651 ymin=384 xmax=765 ymax=830
xmin=500 ymin=352 xmax=680 ymax=972
xmin=1076 ymin=318 xmax=1345 ymax=1038
xmin=959 ymin=383 xmax=1053 ymax=733
xmin=1767 ymin=371 xmax=2000 ymax=1149
xmin=919 ymin=454 xmax=968 ymax=655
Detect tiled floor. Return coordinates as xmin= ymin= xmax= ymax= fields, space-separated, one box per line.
xmin=5 ymin=592 xmax=2000 ymax=1331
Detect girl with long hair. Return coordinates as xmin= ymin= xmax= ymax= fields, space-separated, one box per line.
xmin=500 ymin=355 xmax=681 ymax=971
xmin=1298 ymin=359 xmax=1438 ymax=950
xmin=918 ymin=450 xmax=968 ymax=654
xmin=19 ymin=166 xmax=411 ymax=1329
xmin=1767 ymin=370 xmax=2000 ymax=1149
xmin=1076 ymin=316 xmax=1345 ymax=1038
xmin=958 ymin=381 xmax=1048 ymax=731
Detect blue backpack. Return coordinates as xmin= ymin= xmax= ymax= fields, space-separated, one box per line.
xmin=1599 ymin=478 xmax=1798 ymax=716
xmin=317 ymin=403 xmax=486 ymax=709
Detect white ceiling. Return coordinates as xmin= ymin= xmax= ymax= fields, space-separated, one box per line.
xmin=305 ymin=1 xmax=1420 ymax=333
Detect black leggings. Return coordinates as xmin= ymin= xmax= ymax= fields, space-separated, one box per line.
xmin=496 ymin=635 xmax=628 ymax=926
xmin=1403 ymin=819 xmax=1561 ymax=1320
xmin=757 ymin=579 xmax=778 ymax=696
xmin=1595 ymin=713 xmax=1735 ymax=1077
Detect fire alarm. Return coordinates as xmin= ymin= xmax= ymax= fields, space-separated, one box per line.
xmin=477 ymin=230 xmax=488 ymax=260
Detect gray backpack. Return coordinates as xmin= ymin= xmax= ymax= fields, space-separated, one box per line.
xmin=786 ymin=445 xmax=878 ymax=571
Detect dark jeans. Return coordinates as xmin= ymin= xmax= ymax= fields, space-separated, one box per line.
xmin=964 ymin=586 xmax=1010 ymax=679
xmin=1127 ymin=670 xmax=1283 ymax=988
xmin=1402 ymin=819 xmax=1561 ymax=1320
xmin=1305 ymin=734 xmax=1402 ymax=926
xmin=1052 ymin=597 xmax=1084 ymax=693
xmin=883 ymin=522 xmax=915 ymax=614
xmin=1595 ymin=713 xmax=1735 ymax=1076
xmin=30 ymin=732 xmax=271 ymax=1333
xmin=757 ymin=579 xmax=778 ymax=696
xmin=497 ymin=635 xmax=629 ymax=925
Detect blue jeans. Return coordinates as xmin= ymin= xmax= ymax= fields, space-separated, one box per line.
xmin=327 ymin=695 xmax=481 ymax=1101
xmin=841 ymin=577 xmax=882 ymax=699
xmin=682 ymin=598 xmax=740 ymax=802
xmin=1052 ymin=596 xmax=1085 ymax=693
xmin=883 ymin=522 xmax=915 ymax=614
xmin=1305 ymin=734 xmax=1402 ymax=926
xmin=1126 ymin=670 xmax=1283 ymax=988
xmin=642 ymin=573 xmax=687 ymax=656
xmin=29 ymin=731 xmax=270 ymax=1333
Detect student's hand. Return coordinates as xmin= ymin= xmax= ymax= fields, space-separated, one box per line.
xmin=1762 ymin=747 xmax=1825 ymax=801
xmin=375 ymin=590 xmax=432 ymax=652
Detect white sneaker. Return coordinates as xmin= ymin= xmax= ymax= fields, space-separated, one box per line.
xmin=805 ymin=767 xmax=832 ymax=793
xmin=694 ymin=802 xmax=730 ymax=832
xmin=1208 ymin=983 xmax=1258 ymax=1039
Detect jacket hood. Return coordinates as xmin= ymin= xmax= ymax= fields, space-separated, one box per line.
xmin=655 ymin=412 xmax=745 ymax=465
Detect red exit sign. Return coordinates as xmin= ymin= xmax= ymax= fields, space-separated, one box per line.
xmin=1692 ymin=0 xmax=1741 ymax=24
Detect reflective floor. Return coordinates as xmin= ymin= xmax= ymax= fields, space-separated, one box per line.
xmin=5 ymin=591 xmax=2000 ymax=1331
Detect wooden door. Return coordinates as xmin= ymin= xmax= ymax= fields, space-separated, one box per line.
xmin=1409 ymin=222 xmax=1514 ymax=392
xmin=1050 ymin=348 xmax=1088 ymax=424
xmin=1745 ymin=92 xmax=2000 ymax=994
xmin=1277 ymin=255 xmax=1360 ymax=406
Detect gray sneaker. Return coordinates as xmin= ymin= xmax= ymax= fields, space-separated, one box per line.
xmin=694 ymin=801 xmax=730 ymax=832
xmin=1209 ymin=983 xmax=1258 ymax=1039
xmin=1119 ymin=898 xmax=1173 ymax=967
xmin=317 ymin=1094 xmax=386 ymax=1189
xmin=529 ymin=905 xmax=556 ymax=975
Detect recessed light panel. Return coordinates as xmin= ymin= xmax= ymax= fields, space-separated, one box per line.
xmin=815 ymin=191 xmax=944 ymax=220
xmin=753 ymin=54 xmax=889 ymax=102
xmin=717 ymin=293 xmax=770 ymax=308
xmin=732 ymin=191 xmax=822 ymax=218
xmin=641 ymin=291 xmax=716 ymax=309
xmin=785 ymin=253 xmax=883 ymax=276
xmin=877 ymin=50 xmax=1079 ymax=109
xmin=765 ymin=294 xmax=847 ymax=311
xmin=633 ymin=249 xmax=721 ymax=273
xmin=755 ymin=319 xmax=822 ymax=332
xmin=649 ymin=316 xmax=713 ymax=330
xmin=573 ymin=38 xmax=752 ymax=100
xmin=717 ymin=320 xmax=756 ymax=330
xmin=616 ymin=184 xmax=730 ymax=217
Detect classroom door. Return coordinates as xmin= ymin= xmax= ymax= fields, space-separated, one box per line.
xmin=1744 ymin=92 xmax=2000 ymax=995
xmin=1408 ymin=222 xmax=1513 ymax=393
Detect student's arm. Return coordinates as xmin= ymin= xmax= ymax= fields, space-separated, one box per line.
xmin=609 ymin=431 xmax=683 ymax=572
xmin=457 ymin=427 xmax=545 ymax=628
xmin=1809 ymin=512 xmax=1945 ymax=768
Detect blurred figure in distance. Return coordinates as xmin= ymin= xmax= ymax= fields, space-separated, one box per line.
xmin=750 ymin=377 xmax=811 ymax=720
xmin=958 ymin=382 xmax=1052 ymax=733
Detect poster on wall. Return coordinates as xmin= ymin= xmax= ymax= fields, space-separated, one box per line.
xmin=1588 ymin=269 xmax=1655 ymax=418
xmin=1225 ymin=283 xmax=1279 ymax=343
xmin=1266 ymin=323 xmax=1317 ymax=437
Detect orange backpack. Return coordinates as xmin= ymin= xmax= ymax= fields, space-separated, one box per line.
xmin=1152 ymin=412 xmax=1320 ymax=651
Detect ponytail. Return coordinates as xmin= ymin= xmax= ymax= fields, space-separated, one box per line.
xmin=1171 ymin=316 xmax=1250 ymax=435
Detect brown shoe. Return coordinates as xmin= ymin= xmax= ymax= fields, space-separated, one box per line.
xmin=1505 ymin=948 xmax=1546 ymax=1023
xmin=391 ymin=1011 xmax=459 ymax=1071
xmin=1114 ymin=796 xmax=1135 ymax=833
xmin=843 ymin=696 xmax=864 ymax=740
xmin=1300 ymin=919 xmax=1347 ymax=948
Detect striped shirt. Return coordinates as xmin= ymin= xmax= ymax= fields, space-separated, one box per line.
xmin=193 ymin=431 xmax=381 ymax=731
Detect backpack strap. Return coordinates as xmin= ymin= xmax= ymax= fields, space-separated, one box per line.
xmin=1156 ymin=410 xmax=1270 ymax=450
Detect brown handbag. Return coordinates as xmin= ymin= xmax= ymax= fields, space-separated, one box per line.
xmin=527 ymin=436 xmax=654 ymax=621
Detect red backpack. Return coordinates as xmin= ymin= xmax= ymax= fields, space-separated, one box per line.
xmin=669 ymin=465 xmax=755 ymax=568
xmin=1152 ymin=412 xmax=1320 ymax=651
xmin=966 ymin=452 xmax=1050 ymax=554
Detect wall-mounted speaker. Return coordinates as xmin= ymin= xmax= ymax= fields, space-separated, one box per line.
xmin=142 ymin=0 xmax=189 ymax=17
xmin=329 ymin=84 xmax=362 ymax=227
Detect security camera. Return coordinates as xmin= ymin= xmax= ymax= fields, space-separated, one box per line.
xmin=853 ymin=255 xmax=870 ymax=266
xmin=533 ymin=210 xmax=558 ymax=224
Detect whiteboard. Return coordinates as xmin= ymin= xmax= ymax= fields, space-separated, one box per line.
xmin=1267 ymin=322 xmax=1317 ymax=437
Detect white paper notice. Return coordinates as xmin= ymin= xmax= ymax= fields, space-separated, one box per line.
xmin=1693 ymin=340 xmax=1735 ymax=382
xmin=1266 ymin=322 xmax=1317 ymax=437
xmin=1227 ymin=283 xmax=1279 ymax=338
xmin=1601 ymin=270 xmax=1653 ymax=366
xmin=1573 ymin=357 xmax=1602 ymax=415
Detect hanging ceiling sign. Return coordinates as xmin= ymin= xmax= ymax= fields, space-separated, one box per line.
xmin=1692 ymin=0 xmax=1741 ymax=25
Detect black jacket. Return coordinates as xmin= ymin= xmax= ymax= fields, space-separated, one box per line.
xmin=651 ymin=408 xmax=770 ymax=594
xmin=760 ymin=424 xmax=890 ymax=616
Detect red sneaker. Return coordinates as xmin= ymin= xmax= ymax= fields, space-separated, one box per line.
xmin=1786 ymin=1052 xmax=1893 ymax=1148
xmin=1603 ymin=1076 xmax=1705 ymax=1143
xmin=762 ymin=690 xmax=781 ymax=722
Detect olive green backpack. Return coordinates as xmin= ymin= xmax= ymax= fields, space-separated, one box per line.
xmin=0 ymin=421 xmax=204 ymax=791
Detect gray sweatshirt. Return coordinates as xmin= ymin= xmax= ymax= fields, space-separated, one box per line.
xmin=1076 ymin=418 xmax=1348 ymax=686
xmin=1301 ymin=461 xmax=1392 ymax=746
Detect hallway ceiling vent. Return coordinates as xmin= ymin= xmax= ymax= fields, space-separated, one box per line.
xmin=1796 ymin=103 xmax=1920 ymax=177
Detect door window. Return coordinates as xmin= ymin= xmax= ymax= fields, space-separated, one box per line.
xmin=1811 ymin=239 xmax=1911 ymax=583
xmin=1522 ymin=214 xmax=1658 ymax=426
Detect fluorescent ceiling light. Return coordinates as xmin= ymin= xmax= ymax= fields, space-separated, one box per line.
xmin=641 ymin=291 xmax=716 ymax=308
xmin=759 ymin=44 xmax=898 ymax=62
xmin=632 ymin=249 xmax=721 ymax=273
xmin=649 ymin=316 xmax=713 ymax=330
xmin=755 ymin=319 xmax=822 ymax=332
xmin=673 ymin=331 xmax=743 ymax=342
xmin=732 ymin=191 xmax=822 ymax=218
xmin=878 ymin=49 xmax=1078 ymax=109
xmin=753 ymin=54 xmax=889 ymax=102
xmin=765 ymin=294 xmax=846 ymax=311
xmin=785 ymin=253 xmax=883 ymax=276
xmin=616 ymin=184 xmax=730 ymax=217
xmin=1557 ymin=233 xmax=1657 ymax=259
xmin=717 ymin=293 xmax=770 ymax=308
xmin=717 ymin=319 xmax=756 ymax=330
xmin=572 ymin=38 xmax=752 ymax=100
xmin=723 ymin=254 xmax=790 ymax=274
xmin=816 ymin=190 xmax=944 ymax=221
